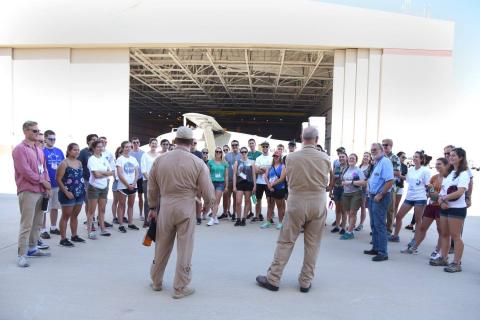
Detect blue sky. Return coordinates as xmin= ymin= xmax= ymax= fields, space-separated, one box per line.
xmin=316 ymin=0 xmax=480 ymax=101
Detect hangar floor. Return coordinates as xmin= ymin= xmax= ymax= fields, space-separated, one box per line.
xmin=128 ymin=47 xmax=333 ymax=145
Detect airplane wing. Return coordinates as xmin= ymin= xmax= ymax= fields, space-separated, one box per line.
xmin=183 ymin=113 xmax=224 ymax=133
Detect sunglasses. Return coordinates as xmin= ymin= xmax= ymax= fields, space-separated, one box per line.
xmin=262 ymin=146 xmax=269 ymax=148
xmin=215 ymin=151 xmax=222 ymax=154
xmin=240 ymin=151 xmax=248 ymax=154
xmin=223 ymin=149 xmax=229 ymax=152
xmin=29 ymin=129 xmax=40 ymax=133
xmin=47 ymin=137 xmax=56 ymax=141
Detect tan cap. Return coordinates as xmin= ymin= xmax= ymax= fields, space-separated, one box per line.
xmin=176 ymin=126 xmax=193 ymax=139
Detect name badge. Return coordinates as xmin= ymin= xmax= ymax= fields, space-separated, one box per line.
xmin=51 ymin=162 xmax=58 ymax=170
xmin=239 ymin=173 xmax=247 ymax=180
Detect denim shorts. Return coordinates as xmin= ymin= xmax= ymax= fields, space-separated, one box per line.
xmin=332 ymin=186 xmax=344 ymax=202
xmin=440 ymin=207 xmax=467 ymax=220
xmin=403 ymin=199 xmax=427 ymax=207
xmin=58 ymin=190 xmax=85 ymax=206
xmin=213 ymin=181 xmax=225 ymax=191
xmin=112 ymin=180 xmax=119 ymax=192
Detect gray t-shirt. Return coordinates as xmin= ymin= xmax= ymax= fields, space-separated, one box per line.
xmin=130 ymin=150 xmax=145 ymax=179
xmin=342 ymin=166 xmax=366 ymax=194
xmin=225 ymin=152 xmax=241 ymax=180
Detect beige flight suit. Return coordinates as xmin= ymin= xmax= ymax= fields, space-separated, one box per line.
xmin=148 ymin=146 xmax=215 ymax=294
xmin=267 ymin=144 xmax=330 ymax=288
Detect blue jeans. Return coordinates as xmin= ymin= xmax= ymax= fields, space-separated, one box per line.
xmin=368 ymin=192 xmax=391 ymax=256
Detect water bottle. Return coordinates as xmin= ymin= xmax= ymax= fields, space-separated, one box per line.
xmin=251 ymin=194 xmax=257 ymax=205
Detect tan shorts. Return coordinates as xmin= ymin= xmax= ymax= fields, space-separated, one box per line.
xmin=47 ymin=187 xmax=61 ymax=211
xmin=342 ymin=190 xmax=363 ymax=211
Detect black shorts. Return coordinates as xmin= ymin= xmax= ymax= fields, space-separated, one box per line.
xmin=440 ymin=207 xmax=467 ymax=220
xmin=266 ymin=188 xmax=286 ymax=200
xmin=137 ymin=178 xmax=144 ymax=194
xmin=236 ymin=180 xmax=254 ymax=192
xmin=120 ymin=188 xmax=137 ymax=196
xmin=256 ymin=184 xmax=268 ymax=199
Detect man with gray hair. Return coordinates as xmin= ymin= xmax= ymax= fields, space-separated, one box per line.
xmin=364 ymin=142 xmax=394 ymax=262
xmin=147 ymin=126 xmax=215 ymax=299
xmin=256 ymin=126 xmax=330 ymax=292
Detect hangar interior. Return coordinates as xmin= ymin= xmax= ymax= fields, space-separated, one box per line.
xmin=129 ymin=47 xmax=334 ymax=148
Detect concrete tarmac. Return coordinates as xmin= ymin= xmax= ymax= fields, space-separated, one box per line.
xmin=0 ymin=193 xmax=479 ymax=320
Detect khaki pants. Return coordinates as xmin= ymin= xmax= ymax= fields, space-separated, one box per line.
xmin=150 ymin=196 xmax=195 ymax=294
xmin=386 ymin=190 xmax=397 ymax=232
xmin=267 ymin=192 xmax=327 ymax=288
xmin=17 ymin=191 xmax=43 ymax=256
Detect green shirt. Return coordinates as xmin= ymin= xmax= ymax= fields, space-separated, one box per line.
xmin=247 ymin=150 xmax=262 ymax=160
xmin=207 ymin=160 xmax=228 ymax=182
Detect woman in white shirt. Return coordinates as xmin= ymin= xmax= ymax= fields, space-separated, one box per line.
xmin=390 ymin=151 xmax=431 ymax=242
xmin=141 ymin=138 xmax=159 ymax=228
xmin=87 ymin=140 xmax=113 ymax=239
xmin=116 ymin=141 xmax=139 ymax=233
xmin=430 ymin=148 xmax=469 ymax=273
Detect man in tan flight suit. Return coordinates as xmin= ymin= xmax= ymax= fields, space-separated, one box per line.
xmin=256 ymin=127 xmax=330 ymax=293
xmin=147 ymin=126 xmax=215 ymax=299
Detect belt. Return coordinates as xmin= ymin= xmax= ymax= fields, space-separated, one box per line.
xmin=369 ymin=191 xmax=391 ymax=197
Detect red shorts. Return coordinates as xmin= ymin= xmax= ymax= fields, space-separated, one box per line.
xmin=423 ymin=204 xmax=440 ymax=219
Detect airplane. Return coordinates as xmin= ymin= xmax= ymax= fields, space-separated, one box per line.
xmin=146 ymin=113 xmax=302 ymax=155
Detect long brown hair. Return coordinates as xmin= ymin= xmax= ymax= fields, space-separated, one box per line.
xmin=65 ymin=143 xmax=79 ymax=158
xmin=451 ymin=148 xmax=468 ymax=179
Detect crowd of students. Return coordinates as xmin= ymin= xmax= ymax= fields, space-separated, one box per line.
xmin=12 ymin=121 xmax=473 ymax=273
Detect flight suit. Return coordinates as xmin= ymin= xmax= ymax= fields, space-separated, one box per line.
xmin=148 ymin=146 xmax=215 ymax=294
xmin=266 ymin=145 xmax=330 ymax=288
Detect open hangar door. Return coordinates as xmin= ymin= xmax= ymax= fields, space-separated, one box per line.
xmin=129 ymin=47 xmax=333 ymax=149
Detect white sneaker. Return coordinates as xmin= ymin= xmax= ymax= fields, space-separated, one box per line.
xmin=88 ymin=232 xmax=97 ymax=240
xmin=17 ymin=255 xmax=29 ymax=268
xmin=214 ymin=217 xmax=219 ymax=225
xmin=430 ymin=250 xmax=441 ymax=260
xmin=207 ymin=218 xmax=215 ymax=226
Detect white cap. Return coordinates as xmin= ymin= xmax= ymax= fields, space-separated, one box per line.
xmin=176 ymin=126 xmax=193 ymax=139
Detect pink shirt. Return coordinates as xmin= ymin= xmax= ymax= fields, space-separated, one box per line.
xmin=12 ymin=140 xmax=50 ymax=194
